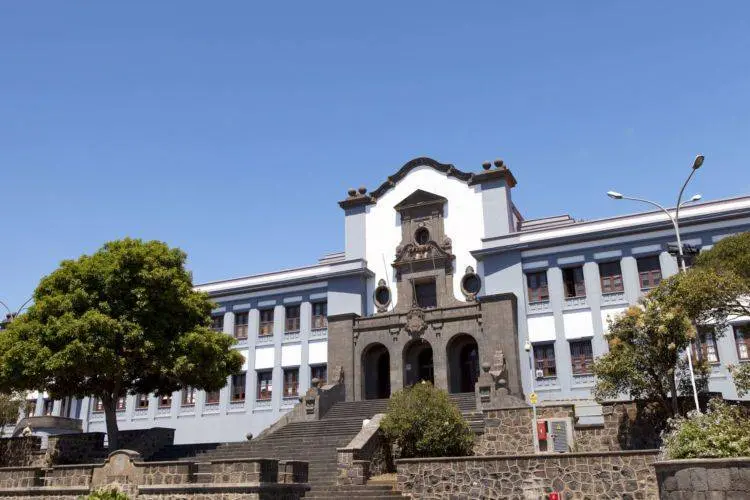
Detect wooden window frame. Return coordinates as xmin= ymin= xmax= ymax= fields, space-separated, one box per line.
xmin=562 ymin=266 xmax=586 ymax=299
xmin=136 ymin=394 xmax=149 ymax=409
xmin=158 ymin=394 xmax=172 ymax=409
xmin=735 ymin=324 xmax=750 ymax=361
xmin=693 ymin=331 xmax=720 ymax=365
xmin=257 ymin=370 xmax=273 ymax=401
xmin=310 ymin=364 xmax=327 ymax=386
xmin=205 ymin=389 xmax=221 ymax=404
xmin=527 ymin=271 xmax=549 ymax=303
xmin=569 ymin=339 xmax=594 ymax=375
xmin=115 ymin=396 xmax=126 ymax=411
xmin=181 ymin=387 xmax=196 ymax=406
xmin=533 ymin=343 xmax=557 ymax=378
xmin=43 ymin=399 xmax=55 ymax=416
xmin=211 ymin=315 xmax=224 ymax=333
xmin=259 ymin=309 xmax=274 ymax=337
xmin=414 ymin=279 xmax=438 ymax=309
xmin=283 ymin=368 xmax=299 ymax=398
xmin=312 ymin=302 xmax=328 ymax=330
xmin=637 ymin=256 xmax=662 ymax=290
xmin=599 ymin=261 xmax=624 ymax=294
xmin=285 ymin=305 xmax=301 ymax=333
xmin=234 ymin=312 xmax=249 ymax=340
xmin=231 ymin=373 xmax=246 ymax=402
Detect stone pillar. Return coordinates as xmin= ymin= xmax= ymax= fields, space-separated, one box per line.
xmin=299 ymin=301 xmax=312 ymax=392
xmin=327 ymin=313 xmax=358 ymax=401
xmin=273 ymin=304 xmax=285 ymax=412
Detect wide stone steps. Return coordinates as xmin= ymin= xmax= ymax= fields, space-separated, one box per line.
xmin=321 ymin=392 xmax=477 ymax=420
xmin=304 ymin=484 xmax=404 ymax=499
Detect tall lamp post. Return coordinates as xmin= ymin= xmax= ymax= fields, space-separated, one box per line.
xmin=606 ymin=154 xmax=705 ymax=413
xmin=0 ymin=297 xmax=33 ymax=329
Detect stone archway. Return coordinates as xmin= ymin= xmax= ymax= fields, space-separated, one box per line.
xmin=362 ymin=343 xmax=391 ymax=399
xmin=403 ymin=340 xmax=434 ymax=387
xmin=447 ymin=334 xmax=479 ymax=393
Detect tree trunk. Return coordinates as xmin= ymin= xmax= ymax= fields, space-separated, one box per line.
xmin=102 ymin=396 xmax=120 ymax=452
xmin=668 ymin=376 xmax=680 ymax=417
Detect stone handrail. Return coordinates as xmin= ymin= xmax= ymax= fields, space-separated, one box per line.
xmin=654 ymin=457 xmax=750 ymax=498
xmin=336 ymin=413 xmax=390 ymax=485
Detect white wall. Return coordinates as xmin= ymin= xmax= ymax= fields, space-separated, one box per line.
xmin=364 ymin=165 xmax=484 ymax=312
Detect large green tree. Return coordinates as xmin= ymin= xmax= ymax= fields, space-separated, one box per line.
xmin=0 ymin=239 xmax=243 ymax=450
xmin=592 ymin=293 xmax=708 ymax=417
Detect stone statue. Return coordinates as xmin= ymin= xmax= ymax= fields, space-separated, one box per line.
xmin=21 ymin=425 xmax=32 ymax=437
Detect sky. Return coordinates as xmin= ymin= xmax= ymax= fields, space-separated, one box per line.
xmin=1 ymin=2 xmax=749 ymax=311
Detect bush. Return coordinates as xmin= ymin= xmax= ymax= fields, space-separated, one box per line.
xmin=83 ymin=487 xmax=130 ymax=500
xmin=381 ymin=381 xmax=474 ymax=458
xmin=662 ymin=398 xmax=750 ymax=459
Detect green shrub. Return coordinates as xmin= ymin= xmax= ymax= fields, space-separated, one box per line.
xmin=82 ymin=487 xmax=130 ymax=500
xmin=662 ymin=398 xmax=750 ymax=459
xmin=381 ymin=381 xmax=474 ymax=458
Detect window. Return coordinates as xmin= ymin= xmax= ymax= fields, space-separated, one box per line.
xmin=211 ymin=315 xmax=224 ymax=332
xmin=259 ymin=309 xmax=274 ymax=336
xmin=136 ymin=394 xmax=149 ymax=409
xmin=43 ymin=399 xmax=54 ymax=416
xmin=25 ymin=400 xmax=37 ymax=418
xmin=234 ymin=312 xmax=249 ymax=339
xmin=93 ymin=398 xmax=104 ymax=413
xmin=231 ymin=373 xmax=246 ymax=402
xmin=414 ymin=280 xmax=437 ymax=309
xmin=415 ymin=227 xmax=430 ymax=245
xmin=735 ymin=324 xmax=750 ymax=361
xmin=158 ymin=394 xmax=172 ymax=408
xmin=599 ymin=261 xmax=624 ymax=294
xmin=116 ymin=396 xmax=126 ymax=411
xmin=285 ymin=305 xmax=301 ymax=333
xmin=570 ymin=339 xmax=594 ymax=375
xmin=693 ymin=331 xmax=720 ymax=364
xmin=637 ymin=256 xmax=662 ymax=290
xmin=181 ymin=387 xmax=196 ymax=406
xmin=283 ymin=368 xmax=299 ymax=398
xmin=205 ymin=389 xmax=220 ymax=404
xmin=311 ymin=364 xmax=327 ymax=385
xmin=533 ymin=344 xmax=557 ymax=378
xmin=257 ymin=370 xmax=273 ymax=401
xmin=527 ymin=271 xmax=549 ymax=303
xmin=312 ymin=302 xmax=328 ymax=330
xmin=562 ymin=266 xmax=586 ymax=298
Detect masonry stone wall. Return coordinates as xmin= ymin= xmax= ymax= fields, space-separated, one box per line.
xmin=654 ymin=458 xmax=750 ymax=499
xmin=475 ymin=405 xmax=574 ymax=455
xmin=0 ymin=450 xmax=309 ymax=499
xmin=0 ymin=436 xmax=43 ymax=467
xmin=396 ymin=450 xmax=660 ymax=499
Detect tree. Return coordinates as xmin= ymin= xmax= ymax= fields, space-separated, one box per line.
xmin=0 ymin=239 xmax=243 ymax=450
xmin=0 ymin=393 xmax=23 ymax=437
xmin=381 ymin=382 xmax=474 ymax=458
xmin=592 ymin=294 xmax=709 ymax=417
xmin=729 ymin=364 xmax=750 ymax=397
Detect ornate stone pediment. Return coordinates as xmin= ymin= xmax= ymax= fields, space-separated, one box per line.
xmin=392 ymin=240 xmax=454 ymax=279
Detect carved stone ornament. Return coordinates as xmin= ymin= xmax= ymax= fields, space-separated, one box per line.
xmin=404 ymin=306 xmax=427 ymax=338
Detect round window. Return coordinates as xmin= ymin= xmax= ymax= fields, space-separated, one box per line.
xmin=415 ymin=227 xmax=430 ymax=245
xmin=460 ymin=268 xmax=482 ymax=300
xmin=374 ymin=281 xmax=392 ymax=311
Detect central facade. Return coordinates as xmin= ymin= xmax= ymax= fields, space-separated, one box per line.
xmin=329 ymin=172 xmax=524 ymax=403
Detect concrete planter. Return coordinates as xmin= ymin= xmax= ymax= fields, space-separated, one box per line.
xmin=653 ymin=457 xmax=750 ymax=499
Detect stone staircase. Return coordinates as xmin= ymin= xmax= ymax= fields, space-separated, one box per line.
xmin=150 ymin=392 xmax=479 ymax=498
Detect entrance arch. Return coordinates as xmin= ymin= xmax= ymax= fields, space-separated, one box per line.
xmin=403 ymin=340 xmax=434 ymax=387
xmin=362 ymin=343 xmax=391 ymax=399
xmin=447 ymin=334 xmax=479 ymax=393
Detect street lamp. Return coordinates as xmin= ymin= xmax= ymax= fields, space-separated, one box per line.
xmin=524 ymin=339 xmax=540 ymax=453
xmin=606 ymin=154 xmax=705 ymax=413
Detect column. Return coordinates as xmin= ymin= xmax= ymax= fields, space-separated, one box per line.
xmin=273 ymin=304 xmax=284 ymax=413
xmin=299 ymin=301 xmax=311 ymax=391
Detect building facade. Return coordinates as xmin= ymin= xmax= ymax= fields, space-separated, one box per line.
xmin=65 ymin=157 xmax=749 ymax=444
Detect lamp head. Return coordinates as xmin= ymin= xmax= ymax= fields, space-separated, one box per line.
xmin=692 ymin=155 xmax=705 ymax=170
xmin=524 ymin=340 xmax=532 ymax=352
xmin=607 ymin=191 xmax=623 ymax=200
xmin=690 ymin=194 xmax=702 ymax=202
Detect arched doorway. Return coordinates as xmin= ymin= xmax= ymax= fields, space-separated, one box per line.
xmin=362 ymin=343 xmax=391 ymax=399
xmin=447 ymin=334 xmax=479 ymax=393
xmin=403 ymin=340 xmax=434 ymax=387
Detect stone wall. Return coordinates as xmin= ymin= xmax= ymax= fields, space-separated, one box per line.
xmin=46 ymin=432 xmax=107 ymax=465
xmin=118 ymin=427 xmax=175 ymax=460
xmin=337 ymin=414 xmax=393 ymax=486
xmin=0 ymin=450 xmax=309 ymax=499
xmin=475 ymin=405 xmax=574 ymax=455
xmin=654 ymin=457 xmax=750 ymax=499
xmin=475 ymin=402 xmax=663 ymax=456
xmin=396 ymin=450 xmax=660 ymax=499
xmin=0 ymin=436 xmax=44 ymax=467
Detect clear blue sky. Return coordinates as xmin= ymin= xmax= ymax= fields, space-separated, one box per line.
xmin=1 ymin=2 xmax=749 ymax=311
